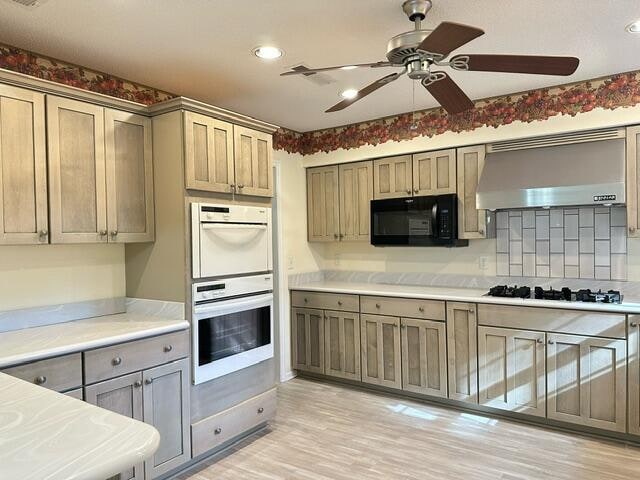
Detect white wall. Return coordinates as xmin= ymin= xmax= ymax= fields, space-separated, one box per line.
xmin=0 ymin=244 xmax=125 ymax=311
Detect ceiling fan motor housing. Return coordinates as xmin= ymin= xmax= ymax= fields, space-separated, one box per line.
xmin=402 ymin=0 xmax=432 ymax=21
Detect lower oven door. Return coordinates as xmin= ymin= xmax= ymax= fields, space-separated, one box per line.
xmin=192 ymin=293 xmax=273 ymax=384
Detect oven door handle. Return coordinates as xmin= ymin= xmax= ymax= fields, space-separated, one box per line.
xmin=201 ymin=223 xmax=267 ymax=246
xmin=194 ymin=293 xmax=273 ymax=317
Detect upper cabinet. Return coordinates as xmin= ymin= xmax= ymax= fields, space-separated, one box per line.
xmin=373 ymin=155 xmax=412 ymax=199
xmin=0 ymin=85 xmax=48 ymax=245
xmin=412 ymin=148 xmax=456 ymax=196
xmin=307 ymin=165 xmax=340 ymax=242
xmin=626 ymin=126 xmax=640 ymax=237
xmin=339 ymin=160 xmax=373 ymax=242
xmin=183 ymin=112 xmax=273 ymax=197
xmin=456 ymin=145 xmax=486 ymax=239
xmin=47 ymin=96 xmax=154 ymax=244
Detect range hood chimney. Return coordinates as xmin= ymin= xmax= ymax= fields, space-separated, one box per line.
xmin=476 ymin=129 xmax=626 ymax=210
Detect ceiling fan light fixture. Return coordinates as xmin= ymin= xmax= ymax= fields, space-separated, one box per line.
xmin=626 ymin=20 xmax=640 ymax=33
xmin=340 ymin=88 xmax=359 ymax=99
xmin=253 ymin=46 xmax=284 ymax=60
xmin=340 ymin=65 xmax=359 ymax=70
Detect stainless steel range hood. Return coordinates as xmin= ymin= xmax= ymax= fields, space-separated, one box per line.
xmin=476 ymin=131 xmax=626 ymax=210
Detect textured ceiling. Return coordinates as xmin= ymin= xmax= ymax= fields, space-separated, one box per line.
xmin=0 ymin=0 xmax=639 ymax=131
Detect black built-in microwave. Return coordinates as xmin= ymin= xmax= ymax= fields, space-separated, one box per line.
xmin=370 ymin=193 xmax=468 ymax=247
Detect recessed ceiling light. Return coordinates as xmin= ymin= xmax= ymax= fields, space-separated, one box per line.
xmin=253 ymin=46 xmax=283 ymax=60
xmin=340 ymin=65 xmax=358 ymax=70
xmin=340 ymin=88 xmax=359 ymax=99
xmin=626 ymin=20 xmax=640 ymax=33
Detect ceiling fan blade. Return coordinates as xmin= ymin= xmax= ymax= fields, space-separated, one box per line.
xmin=451 ymin=54 xmax=579 ymax=76
xmin=281 ymin=61 xmax=395 ymax=76
xmin=326 ymin=70 xmax=405 ymax=113
xmin=422 ymin=71 xmax=474 ymax=114
xmin=417 ymin=22 xmax=484 ymax=58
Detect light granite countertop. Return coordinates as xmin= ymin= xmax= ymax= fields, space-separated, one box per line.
xmin=0 ymin=313 xmax=189 ymax=368
xmin=0 ymin=372 xmax=159 ymax=480
xmin=291 ymin=281 xmax=640 ymax=314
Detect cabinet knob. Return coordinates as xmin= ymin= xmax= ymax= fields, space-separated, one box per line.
xmin=133 ymin=380 xmax=142 ymax=388
xmin=401 ymin=324 xmax=406 ymax=329
xmin=34 ymin=375 xmax=47 ymax=385
xmin=631 ymin=322 xmax=638 ymax=328
xmin=99 ymin=230 xmax=108 ymax=236
xmin=145 ymin=378 xmax=153 ymax=385
xmin=164 ymin=345 xmax=173 ymax=353
xmin=238 ymin=184 xmax=244 ymax=189
xmin=536 ymin=338 xmax=544 ymax=344
xmin=214 ymin=427 xmax=222 ymax=435
xmin=339 ymin=234 xmax=344 ymax=239
xmin=257 ymin=407 xmax=264 ymax=414
xmin=337 ymin=301 xmax=343 ymax=306
xmin=413 ymin=188 xmax=419 ymax=194
xmin=375 ymin=303 xmax=381 ymax=309
xmin=304 ymin=298 xmax=308 ymax=303
xmin=230 ymin=184 xmax=236 ymax=191
xmin=548 ymin=339 xmax=555 ymax=345
xmin=418 ymin=306 xmax=425 ymax=313
xmin=334 ymin=234 xmax=338 ymax=239
xmin=406 ymin=189 xmax=411 ymax=194
xmin=478 ymin=229 xmax=485 ymax=236
xmin=110 ymin=230 xmax=118 ymax=237
xmin=468 ymin=308 xmax=475 ymax=314
xmin=630 ymin=226 xmax=637 ymax=233
xmin=112 ymin=356 xmax=122 ymax=366
xmin=39 ymin=229 xmax=48 ymax=237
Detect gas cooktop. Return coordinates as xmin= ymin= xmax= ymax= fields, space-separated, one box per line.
xmin=486 ymin=285 xmax=622 ymax=304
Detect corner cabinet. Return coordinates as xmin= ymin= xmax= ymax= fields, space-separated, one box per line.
xmin=307 ymin=166 xmax=340 ymax=241
xmin=446 ymin=302 xmax=478 ymax=403
xmin=630 ymin=315 xmax=640 ymax=436
xmin=456 ymin=145 xmax=486 ymax=239
xmin=0 ymin=84 xmax=48 ymax=245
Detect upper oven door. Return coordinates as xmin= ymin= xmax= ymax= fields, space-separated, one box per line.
xmin=197 ymin=222 xmax=272 ymax=278
xmin=371 ymin=195 xmax=438 ymax=245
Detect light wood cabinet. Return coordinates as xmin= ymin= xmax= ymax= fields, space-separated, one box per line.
xmin=456 ymin=145 xmax=486 ymax=239
xmin=339 ymin=160 xmax=373 ymax=242
xmin=0 ymin=85 xmax=48 ymax=245
xmin=412 ymin=149 xmax=456 ymax=196
xmin=324 ymin=310 xmax=361 ymax=380
xmin=477 ymin=326 xmax=546 ymax=417
xmin=400 ymin=318 xmax=447 ymax=397
xmin=47 ymin=96 xmax=107 ymax=243
xmin=446 ymin=302 xmax=478 ymax=403
xmin=373 ymin=155 xmax=412 ymax=199
xmin=85 ymin=372 xmax=144 ymax=480
xmin=360 ymin=314 xmax=402 ymax=389
xmin=626 ymin=126 xmax=640 ymax=237
xmin=142 ymin=358 xmax=191 ymax=479
xmin=183 ymin=111 xmax=234 ymax=194
xmin=292 ymin=307 xmax=325 ymax=374
xmin=307 ymin=165 xmax=340 ymax=242
xmin=233 ymin=125 xmax=273 ymax=197
xmin=547 ymin=333 xmax=626 ymax=432
xmin=630 ymin=315 xmax=640 ymax=435
xmin=105 ymin=109 xmax=154 ymax=243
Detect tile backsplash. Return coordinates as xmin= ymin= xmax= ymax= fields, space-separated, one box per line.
xmin=496 ymin=207 xmax=627 ymax=280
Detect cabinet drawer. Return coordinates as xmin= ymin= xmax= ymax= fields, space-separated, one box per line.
xmin=191 ymin=388 xmax=276 ymax=458
xmin=361 ymin=295 xmax=445 ymax=321
xmin=291 ymin=290 xmax=359 ymax=312
xmin=2 ymin=353 xmax=82 ymax=392
xmin=84 ymin=330 xmax=189 ymax=384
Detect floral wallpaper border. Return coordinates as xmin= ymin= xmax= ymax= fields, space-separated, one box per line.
xmin=0 ymin=43 xmax=175 ymax=105
xmin=273 ymin=70 xmax=640 ymax=155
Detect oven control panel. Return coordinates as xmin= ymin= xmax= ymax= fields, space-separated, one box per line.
xmin=193 ymin=274 xmax=273 ymax=304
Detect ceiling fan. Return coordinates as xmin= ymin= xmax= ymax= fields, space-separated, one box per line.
xmin=281 ymin=0 xmax=580 ymax=115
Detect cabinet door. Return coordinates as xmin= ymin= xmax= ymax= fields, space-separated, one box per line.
xmin=0 ymin=85 xmax=48 ymax=245
xmin=291 ymin=307 xmax=325 ymax=373
xmin=339 ymin=160 xmax=373 ymax=242
xmin=446 ymin=302 xmax=478 ymax=403
xmin=478 ymin=326 xmax=546 ymax=417
xmin=233 ymin=125 xmax=273 ymax=197
xmin=307 ymin=166 xmax=340 ymax=242
xmin=360 ymin=314 xmax=401 ymax=389
xmin=373 ymin=155 xmax=412 ymax=199
xmin=456 ymin=145 xmax=486 ymax=239
xmin=630 ymin=315 xmax=640 ymax=435
xmin=412 ymin=149 xmax=456 ymax=196
xmin=547 ymin=333 xmax=626 ymax=432
xmin=47 ymin=96 xmax=107 ymax=243
xmin=183 ymin=111 xmax=234 ymax=193
xmin=85 ymin=372 xmax=144 ymax=480
xmin=626 ymin=126 xmax=640 ymax=237
xmin=401 ymin=318 xmax=447 ymax=398
xmin=324 ymin=310 xmax=361 ymax=380
xmin=105 ymin=109 xmax=154 ymax=243
xmin=143 ymin=358 xmax=191 ymax=479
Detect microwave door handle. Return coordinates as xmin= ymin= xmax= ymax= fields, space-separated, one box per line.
xmin=431 ymin=202 xmax=438 ymax=238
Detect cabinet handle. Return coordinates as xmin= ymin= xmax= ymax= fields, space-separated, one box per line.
xmin=214 ymin=427 xmax=222 ymax=435
xmin=375 ymin=303 xmax=381 ymax=309
xmin=34 ymin=375 xmax=47 ymax=385
xmin=133 ymin=380 xmax=142 ymax=388
xmin=145 ymin=378 xmax=153 ymax=385
xmin=99 ymin=230 xmax=108 ymax=236
xmin=548 ymin=339 xmax=555 ymax=345
xmin=418 ymin=306 xmax=425 ymax=313
xmin=112 ymin=356 xmax=122 ymax=366
xmin=110 ymin=230 xmax=118 ymax=237
xmin=631 ymin=322 xmax=638 ymax=328
xmin=164 ymin=345 xmax=173 ymax=353
xmin=257 ymin=407 xmax=264 ymax=414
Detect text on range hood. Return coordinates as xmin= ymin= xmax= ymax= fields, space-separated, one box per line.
xmin=476 ymin=137 xmax=625 ymax=210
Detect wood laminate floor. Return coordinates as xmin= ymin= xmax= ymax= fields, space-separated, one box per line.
xmin=179 ymin=378 xmax=640 ymax=480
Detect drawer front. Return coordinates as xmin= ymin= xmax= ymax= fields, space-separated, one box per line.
xmin=291 ymin=290 xmax=359 ymax=312
xmin=477 ymin=304 xmax=626 ymax=339
xmin=361 ymin=295 xmax=445 ymax=321
xmin=2 ymin=353 xmax=82 ymax=392
xmin=191 ymin=388 xmax=276 ymax=458
xmin=84 ymin=330 xmax=189 ymax=384
xmin=65 ymin=388 xmax=84 ymax=400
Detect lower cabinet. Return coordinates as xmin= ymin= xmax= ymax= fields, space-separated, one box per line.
xmin=85 ymin=359 xmax=191 ymax=480
xmin=547 ymin=333 xmax=626 ymax=432
xmin=324 ymin=310 xmax=361 ymax=380
xmin=400 ymin=318 xmax=447 ymax=397
xmin=477 ymin=327 xmax=546 ymax=417
xmin=291 ymin=307 xmax=325 ymax=374
xmin=360 ymin=314 xmax=402 ymax=389
xmin=446 ymin=302 xmax=478 ymax=403
xmin=630 ymin=315 xmax=640 ymax=436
